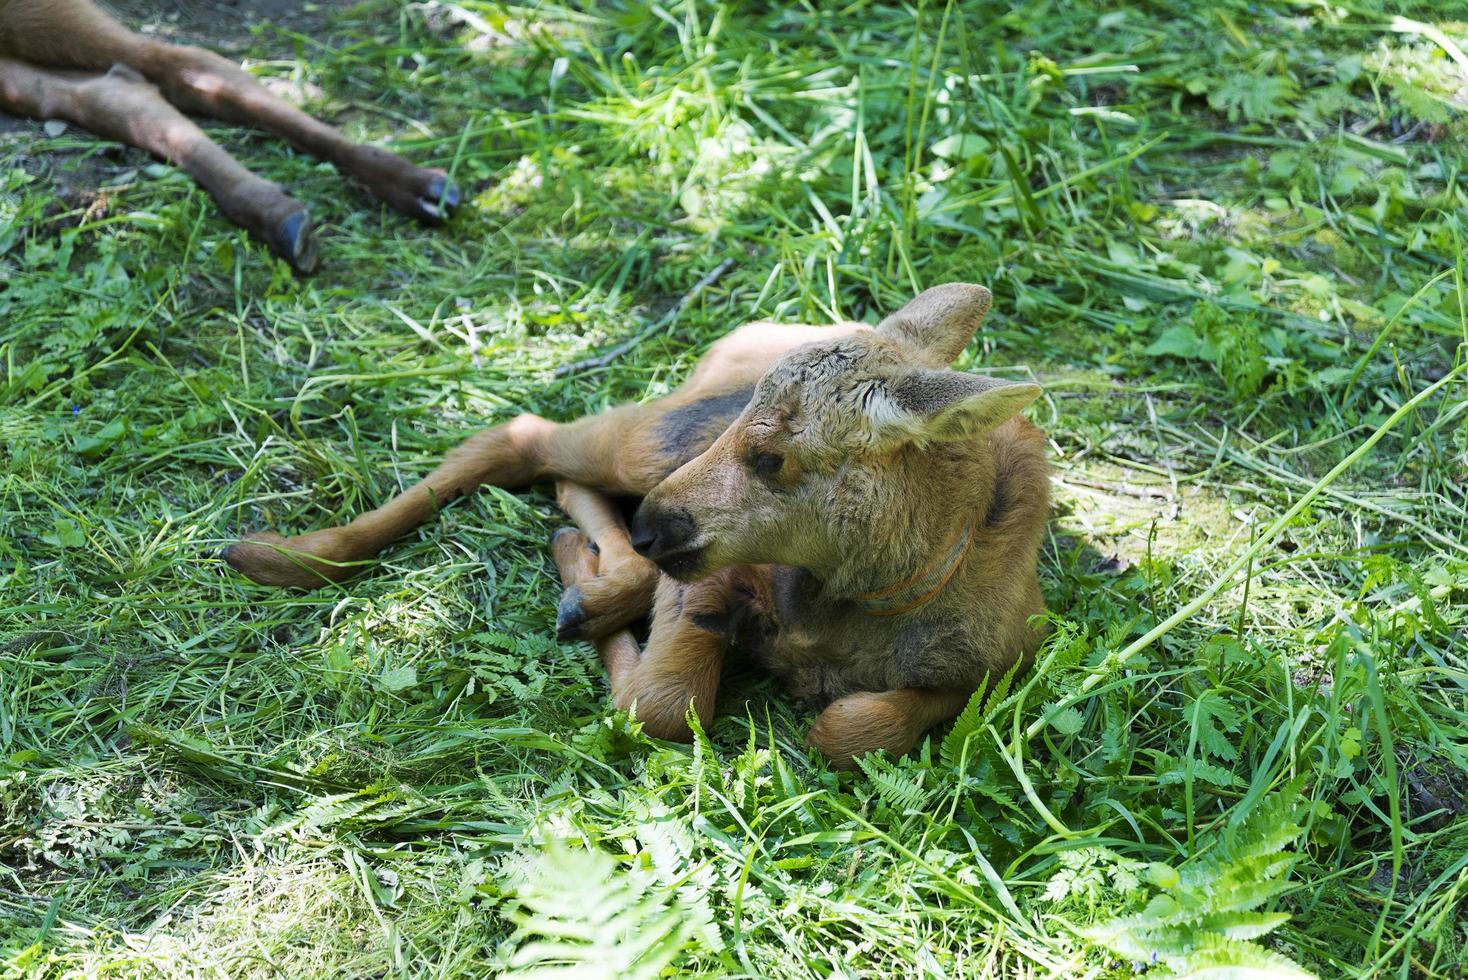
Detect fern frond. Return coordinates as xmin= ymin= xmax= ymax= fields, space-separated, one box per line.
xmin=940 ymin=658 xmax=1025 ymax=769
xmin=505 ymin=842 xmax=714 ymax=979
xmin=856 ymin=754 xmax=934 ymax=812
xmin=1079 ymin=790 xmax=1314 ymax=978
xmin=1173 ymin=931 xmax=1315 ymax=979
xmin=941 ymin=676 xmax=991 ymax=768
xmin=1191 ymin=911 xmax=1291 ymax=941
xmin=286 ymin=784 xmax=426 ymax=833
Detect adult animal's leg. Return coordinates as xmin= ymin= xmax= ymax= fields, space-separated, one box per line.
xmin=0 ymin=0 xmax=456 ymax=249
xmin=0 ymin=57 xmax=317 ymax=269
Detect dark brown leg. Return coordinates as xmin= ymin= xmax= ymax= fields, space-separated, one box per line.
xmin=0 ymin=0 xmax=457 ymax=225
xmin=0 ymin=57 xmax=317 ymax=270
xmin=806 ymin=687 xmax=975 ymax=769
xmin=138 ymin=43 xmax=458 ymax=224
xmin=0 ymin=0 xmax=153 ymax=73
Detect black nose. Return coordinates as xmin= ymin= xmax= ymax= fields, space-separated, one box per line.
xmin=629 ymin=519 xmax=658 ymax=557
xmin=629 ymin=505 xmax=695 ymax=560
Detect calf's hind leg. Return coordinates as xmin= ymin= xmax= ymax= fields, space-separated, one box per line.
xmin=0 ymin=58 xmax=317 ymax=270
xmin=806 ymin=687 xmax=975 ymax=770
xmin=224 ymin=413 xmax=559 ymax=588
xmin=224 ymin=401 xmax=669 ymax=589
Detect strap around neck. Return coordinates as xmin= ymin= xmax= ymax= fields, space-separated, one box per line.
xmin=853 ymin=520 xmax=975 ymax=617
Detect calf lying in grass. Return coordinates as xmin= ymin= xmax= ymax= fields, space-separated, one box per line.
xmin=225 ymin=284 xmax=1051 ymax=766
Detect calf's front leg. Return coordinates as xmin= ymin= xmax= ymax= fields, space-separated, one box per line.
xmin=549 ymin=528 xmax=641 ymax=690
xmin=806 ymin=687 xmax=975 ymax=770
xmin=552 ymin=481 xmax=660 ymax=642
xmin=611 ymin=573 xmax=740 ymax=742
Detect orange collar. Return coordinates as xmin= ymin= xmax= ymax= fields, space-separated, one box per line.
xmin=853 ymin=520 xmax=975 ymax=617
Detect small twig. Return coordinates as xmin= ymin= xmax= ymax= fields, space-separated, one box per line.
xmin=1059 ymin=477 xmax=1174 ymax=500
xmin=553 ymin=257 xmax=738 ymax=378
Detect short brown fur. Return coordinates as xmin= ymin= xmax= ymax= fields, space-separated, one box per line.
xmin=0 ymin=0 xmax=458 ymax=271
xmin=224 ymin=284 xmax=1052 ymax=767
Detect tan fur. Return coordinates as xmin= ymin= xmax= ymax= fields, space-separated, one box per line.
xmin=0 ymin=0 xmax=455 ymax=270
xmin=806 ymin=688 xmax=977 ymax=764
xmin=549 ymin=527 xmax=640 ymax=691
xmin=225 ymin=285 xmax=1051 ymax=768
xmin=553 ymin=482 xmax=659 ymax=638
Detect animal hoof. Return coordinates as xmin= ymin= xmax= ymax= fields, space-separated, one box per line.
xmin=555 ymin=586 xmax=587 ymax=642
xmin=273 ymin=209 xmax=318 ymax=274
xmin=415 ymin=175 xmax=460 ymax=223
xmin=221 ymin=532 xmax=349 ymax=589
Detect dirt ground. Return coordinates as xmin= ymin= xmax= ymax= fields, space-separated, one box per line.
xmin=0 ymin=0 xmax=360 ymax=131
xmin=102 ymin=0 xmax=361 ymax=51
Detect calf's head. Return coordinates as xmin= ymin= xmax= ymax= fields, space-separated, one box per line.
xmin=630 ymin=284 xmax=1041 ymax=582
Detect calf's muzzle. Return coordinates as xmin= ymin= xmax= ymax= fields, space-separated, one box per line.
xmin=629 ymin=503 xmax=704 ymax=579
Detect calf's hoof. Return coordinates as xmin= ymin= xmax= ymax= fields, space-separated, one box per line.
xmin=415 ymin=174 xmax=460 ymax=223
xmin=555 ymin=585 xmax=588 ymax=642
xmin=271 ymin=209 xmax=319 ymax=274
xmin=222 ymin=530 xmax=354 ymax=589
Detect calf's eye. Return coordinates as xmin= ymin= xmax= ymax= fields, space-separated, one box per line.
xmin=754 ymin=452 xmax=784 ymax=478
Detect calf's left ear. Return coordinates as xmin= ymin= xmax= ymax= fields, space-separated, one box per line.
xmin=877 ymin=283 xmax=992 ymax=367
xmin=868 ymin=370 xmax=1041 ymax=444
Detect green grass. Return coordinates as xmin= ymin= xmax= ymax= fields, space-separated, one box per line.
xmin=2 ymin=1 xmax=1467 ymax=976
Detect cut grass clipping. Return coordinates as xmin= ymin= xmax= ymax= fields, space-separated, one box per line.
xmin=3 ymin=0 xmax=1467 ymax=977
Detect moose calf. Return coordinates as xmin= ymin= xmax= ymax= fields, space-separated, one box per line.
xmin=0 ymin=0 xmax=457 ymax=271
xmin=225 ymin=284 xmax=1052 ymax=767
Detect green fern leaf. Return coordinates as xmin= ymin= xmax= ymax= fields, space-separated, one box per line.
xmin=1079 ymin=790 xmax=1313 ymax=977
xmin=1173 ymin=932 xmax=1315 ymax=979
xmin=1207 ymin=73 xmax=1299 ymax=123
xmin=940 ymin=679 xmax=992 ymax=769
xmin=940 ymin=658 xmax=1024 ymax=769
xmin=856 ymin=754 xmax=934 ymax=812
xmin=504 ymin=842 xmax=716 ymax=979
xmin=1192 ymin=911 xmax=1292 ymax=941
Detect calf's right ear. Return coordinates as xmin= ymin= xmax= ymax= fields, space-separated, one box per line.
xmin=877 ymin=283 xmax=992 ymax=367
